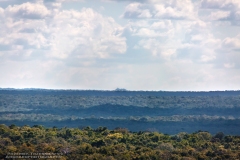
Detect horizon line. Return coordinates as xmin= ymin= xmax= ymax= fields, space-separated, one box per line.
xmin=0 ymin=87 xmax=240 ymax=92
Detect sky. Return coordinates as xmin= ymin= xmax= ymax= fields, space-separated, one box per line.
xmin=0 ymin=0 xmax=240 ymax=91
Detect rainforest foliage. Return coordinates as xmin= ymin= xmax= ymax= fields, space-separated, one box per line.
xmin=0 ymin=124 xmax=240 ymax=160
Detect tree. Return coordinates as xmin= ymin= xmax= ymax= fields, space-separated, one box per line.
xmin=214 ymin=132 xmax=224 ymax=140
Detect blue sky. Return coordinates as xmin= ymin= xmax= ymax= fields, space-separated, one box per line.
xmin=0 ymin=0 xmax=240 ymax=91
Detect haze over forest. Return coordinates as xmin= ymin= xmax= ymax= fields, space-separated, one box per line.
xmin=0 ymin=89 xmax=239 ymax=135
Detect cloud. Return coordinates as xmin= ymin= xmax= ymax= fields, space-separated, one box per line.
xmin=134 ymin=28 xmax=169 ymax=37
xmin=5 ymin=2 xmax=50 ymax=19
xmin=201 ymin=0 xmax=240 ymax=10
xmin=122 ymin=0 xmax=196 ymax=20
xmin=207 ymin=10 xmax=231 ymax=21
xmin=222 ymin=36 xmax=240 ymax=49
xmin=129 ymin=18 xmax=217 ymax=63
xmin=200 ymin=54 xmax=216 ymax=62
xmin=150 ymin=20 xmax=172 ymax=29
xmin=0 ymin=1 xmax=128 ymax=90
xmin=0 ymin=2 xmax=126 ymax=61
xmin=46 ymin=8 xmax=126 ymax=59
xmin=200 ymin=0 xmax=240 ymax=25
xmin=137 ymin=38 xmax=177 ymax=60
xmin=210 ymin=35 xmax=240 ymax=69
xmin=0 ymin=7 xmax=3 ymax=14
xmin=125 ymin=19 xmax=174 ymax=38
xmin=122 ymin=3 xmax=151 ymax=18
xmin=121 ymin=0 xmax=239 ymax=72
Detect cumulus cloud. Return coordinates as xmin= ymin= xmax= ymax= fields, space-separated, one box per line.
xmin=126 ymin=19 xmax=174 ymax=38
xmin=209 ymin=34 xmax=240 ymax=69
xmin=47 ymin=8 xmax=126 ymax=59
xmin=222 ymin=36 xmax=240 ymax=49
xmin=5 ymin=2 xmax=50 ymax=19
xmin=201 ymin=0 xmax=240 ymax=10
xmin=0 ymin=2 xmax=126 ymax=61
xmin=207 ymin=10 xmax=231 ymax=21
xmin=122 ymin=0 xmax=196 ymax=20
xmin=120 ymin=0 xmax=239 ymax=73
xmin=200 ymin=0 xmax=240 ymax=25
xmin=0 ymin=1 xmax=129 ymax=89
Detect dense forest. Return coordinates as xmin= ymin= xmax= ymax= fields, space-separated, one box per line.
xmin=0 ymin=89 xmax=240 ymax=134
xmin=1 ymin=124 xmax=240 ymax=159
xmin=0 ymin=89 xmax=240 ymax=159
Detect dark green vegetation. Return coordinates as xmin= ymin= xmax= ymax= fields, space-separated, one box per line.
xmin=1 ymin=89 xmax=240 ymax=134
xmin=1 ymin=124 xmax=240 ymax=160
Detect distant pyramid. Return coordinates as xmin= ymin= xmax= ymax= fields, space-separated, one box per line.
xmin=115 ymin=88 xmax=127 ymax=91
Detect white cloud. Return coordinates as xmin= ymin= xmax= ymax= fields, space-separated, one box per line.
xmin=207 ymin=10 xmax=231 ymax=21
xmin=5 ymin=2 xmax=50 ymax=19
xmin=201 ymin=0 xmax=240 ymax=10
xmin=150 ymin=20 xmax=172 ymax=29
xmin=122 ymin=0 xmax=238 ymax=73
xmin=154 ymin=1 xmax=195 ymax=20
xmin=200 ymin=54 xmax=216 ymax=62
xmin=190 ymin=34 xmax=204 ymax=41
xmin=134 ymin=28 xmax=168 ymax=37
xmin=137 ymin=38 xmax=177 ymax=59
xmin=47 ymin=8 xmax=126 ymax=59
xmin=130 ymin=18 xmax=218 ymax=64
xmin=0 ymin=2 xmax=126 ymax=61
xmin=211 ymin=35 xmax=240 ymax=69
xmin=127 ymin=19 xmax=174 ymax=38
xmin=122 ymin=0 xmax=196 ymax=20
xmin=222 ymin=36 xmax=240 ymax=49
xmin=200 ymin=0 xmax=240 ymax=25
xmin=122 ymin=2 xmax=151 ymax=18
xmin=138 ymin=9 xmax=152 ymax=18
xmin=0 ymin=7 xmax=3 ymax=14
xmin=0 ymin=1 xmax=128 ymax=90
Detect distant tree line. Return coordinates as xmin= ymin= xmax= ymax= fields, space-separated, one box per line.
xmin=1 ymin=94 xmax=240 ymax=110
